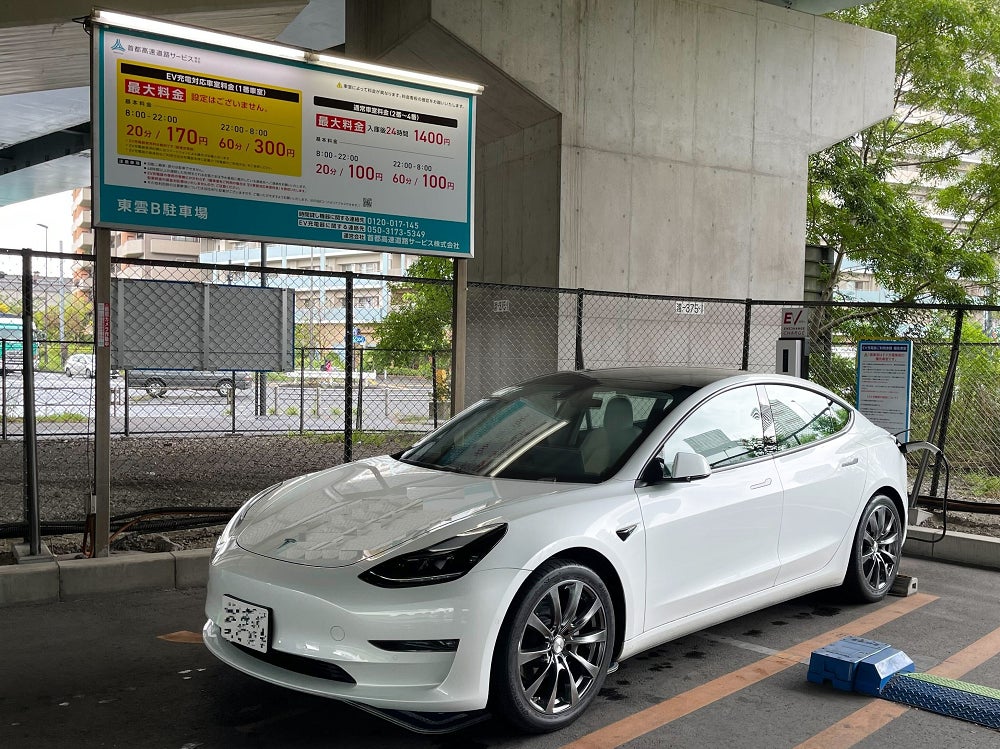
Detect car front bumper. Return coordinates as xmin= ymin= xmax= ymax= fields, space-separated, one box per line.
xmin=204 ymin=546 xmax=529 ymax=712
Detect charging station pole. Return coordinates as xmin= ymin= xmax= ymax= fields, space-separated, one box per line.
xmin=777 ymin=307 xmax=809 ymax=378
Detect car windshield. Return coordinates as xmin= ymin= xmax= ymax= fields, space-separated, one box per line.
xmin=398 ymin=372 xmax=699 ymax=482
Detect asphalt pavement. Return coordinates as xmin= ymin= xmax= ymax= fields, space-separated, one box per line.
xmin=2 ymin=555 xmax=999 ymax=749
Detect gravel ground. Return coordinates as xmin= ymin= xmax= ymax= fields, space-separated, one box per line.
xmin=1 ymin=434 xmax=997 ymax=564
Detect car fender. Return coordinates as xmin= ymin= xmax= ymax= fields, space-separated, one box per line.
xmin=480 ymin=481 xmax=646 ymax=646
xmin=860 ymin=438 xmax=910 ymax=529
xmin=447 ymin=510 xmax=644 ymax=708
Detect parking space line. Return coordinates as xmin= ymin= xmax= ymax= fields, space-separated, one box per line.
xmin=561 ymin=593 xmax=937 ymax=749
xmin=794 ymin=622 xmax=1000 ymax=748
xmin=158 ymin=630 xmax=204 ymax=644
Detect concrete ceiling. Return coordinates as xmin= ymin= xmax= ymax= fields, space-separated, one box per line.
xmin=0 ymin=1 xmax=316 ymax=206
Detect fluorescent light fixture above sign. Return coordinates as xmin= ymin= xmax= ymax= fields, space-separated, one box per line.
xmin=91 ymin=9 xmax=309 ymax=62
xmin=89 ymin=9 xmax=484 ymax=95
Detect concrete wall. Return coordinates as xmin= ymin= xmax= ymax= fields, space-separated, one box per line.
xmin=428 ymin=0 xmax=895 ymax=300
xmin=347 ymin=0 xmax=895 ymax=395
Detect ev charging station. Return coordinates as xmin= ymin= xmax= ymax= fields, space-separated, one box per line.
xmin=776 ymin=307 xmax=809 ymax=378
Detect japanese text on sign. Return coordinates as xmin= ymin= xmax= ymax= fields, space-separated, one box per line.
xmin=93 ymin=21 xmax=478 ymax=257
xmin=856 ymin=341 xmax=913 ymax=438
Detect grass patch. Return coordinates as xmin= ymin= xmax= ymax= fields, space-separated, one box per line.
xmin=398 ymin=415 xmax=428 ymax=424
xmin=38 ymin=412 xmax=90 ymax=423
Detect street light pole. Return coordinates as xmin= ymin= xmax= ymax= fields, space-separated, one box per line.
xmin=36 ymin=223 xmax=48 ymax=277
xmin=37 ymin=223 xmax=48 ymax=369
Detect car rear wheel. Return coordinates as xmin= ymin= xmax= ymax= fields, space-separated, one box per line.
xmin=85 ymin=369 xmax=92 ymax=378
xmin=144 ymin=378 xmax=167 ymax=398
xmin=65 ymin=367 xmax=72 ymax=377
xmin=491 ymin=561 xmax=615 ymax=733
xmin=216 ymin=380 xmax=234 ymax=397
xmin=843 ymin=494 xmax=901 ymax=602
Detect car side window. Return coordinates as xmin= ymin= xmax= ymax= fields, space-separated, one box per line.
xmin=764 ymin=384 xmax=851 ymax=451
xmin=660 ymin=386 xmax=767 ymax=472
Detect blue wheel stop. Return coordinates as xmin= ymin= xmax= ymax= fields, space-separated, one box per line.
xmin=809 ymin=637 xmax=1000 ymax=730
xmin=807 ymin=637 xmax=913 ymax=695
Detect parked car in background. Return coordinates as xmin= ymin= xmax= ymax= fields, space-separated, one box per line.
xmin=128 ymin=369 xmax=251 ymax=397
xmin=65 ymin=354 xmax=95 ymax=378
xmin=64 ymin=354 xmax=120 ymax=379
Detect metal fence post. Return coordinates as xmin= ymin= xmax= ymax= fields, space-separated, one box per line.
xmin=257 ymin=242 xmax=268 ymax=417
xmin=911 ymin=308 xmax=964 ymax=508
xmin=230 ymin=370 xmax=237 ymax=434
xmin=344 ymin=272 xmax=354 ymax=463
xmin=930 ymin=309 xmax=965 ymax=496
xmin=356 ymin=347 xmax=364 ymax=432
xmin=431 ymin=350 xmax=439 ymax=430
xmin=299 ymin=347 xmax=305 ymax=435
xmin=21 ymin=249 xmax=40 ymax=555
xmin=123 ymin=368 xmax=130 ymax=437
xmin=575 ymin=289 xmax=585 ymax=370
xmin=1 ymin=340 xmax=6 ymax=441
xmin=742 ymin=300 xmax=752 ymax=371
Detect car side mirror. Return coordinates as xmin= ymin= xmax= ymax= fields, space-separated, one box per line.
xmin=670 ymin=452 xmax=711 ymax=481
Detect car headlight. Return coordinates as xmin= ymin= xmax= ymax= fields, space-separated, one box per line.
xmin=359 ymin=523 xmax=508 ymax=588
xmin=212 ymin=482 xmax=283 ymax=562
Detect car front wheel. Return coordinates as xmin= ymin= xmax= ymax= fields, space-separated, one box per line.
xmin=144 ymin=378 xmax=167 ymax=398
xmin=843 ymin=494 xmax=902 ymax=602
xmin=216 ymin=380 xmax=234 ymax=397
xmin=491 ymin=561 xmax=615 ymax=733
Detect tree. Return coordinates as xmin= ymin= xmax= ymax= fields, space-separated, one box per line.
xmin=809 ymin=0 xmax=1000 ymax=306
xmin=369 ymin=256 xmax=453 ymax=371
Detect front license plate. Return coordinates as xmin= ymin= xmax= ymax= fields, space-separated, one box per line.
xmin=221 ymin=595 xmax=271 ymax=653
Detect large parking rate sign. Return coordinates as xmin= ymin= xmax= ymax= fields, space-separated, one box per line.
xmin=92 ymin=18 xmax=478 ymax=258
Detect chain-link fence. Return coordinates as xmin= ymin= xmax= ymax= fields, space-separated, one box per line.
xmin=0 ymin=247 xmax=450 ymax=539
xmin=467 ymin=282 xmax=1000 ymax=515
xmin=3 ymin=246 xmax=999 ymax=541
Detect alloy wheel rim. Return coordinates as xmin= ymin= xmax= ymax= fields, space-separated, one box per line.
xmin=861 ymin=504 xmax=899 ymax=593
xmin=516 ymin=579 xmax=608 ymax=715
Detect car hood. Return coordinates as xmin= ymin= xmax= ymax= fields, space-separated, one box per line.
xmin=235 ymin=455 xmax=581 ymax=568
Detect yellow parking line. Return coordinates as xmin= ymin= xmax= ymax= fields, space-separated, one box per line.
xmin=561 ymin=593 xmax=937 ymax=749
xmin=795 ymin=622 xmax=1000 ymax=748
xmin=157 ymin=630 xmax=204 ymax=644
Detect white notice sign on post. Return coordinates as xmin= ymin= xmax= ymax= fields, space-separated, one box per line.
xmin=855 ymin=340 xmax=913 ymax=439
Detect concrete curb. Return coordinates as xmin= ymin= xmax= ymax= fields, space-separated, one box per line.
xmin=0 ymin=526 xmax=996 ymax=607
xmin=0 ymin=548 xmax=211 ymax=607
xmin=903 ymin=526 xmax=1000 ymax=570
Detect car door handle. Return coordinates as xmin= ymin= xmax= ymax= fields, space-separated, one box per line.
xmin=749 ymin=478 xmax=772 ymax=490
xmin=840 ymin=457 xmax=859 ymax=467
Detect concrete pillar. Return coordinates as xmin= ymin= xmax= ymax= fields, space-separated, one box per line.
xmin=347 ymin=0 xmax=895 ymax=395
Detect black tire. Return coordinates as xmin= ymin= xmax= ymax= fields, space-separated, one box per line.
xmin=145 ymin=378 xmax=167 ymax=398
xmin=843 ymin=494 xmax=902 ymax=603
xmin=216 ymin=380 xmax=234 ymax=398
xmin=64 ymin=368 xmax=72 ymax=377
xmin=491 ymin=561 xmax=615 ymax=733
xmin=85 ymin=369 xmax=92 ymax=379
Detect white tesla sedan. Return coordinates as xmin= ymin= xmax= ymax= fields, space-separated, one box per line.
xmin=204 ymin=368 xmax=908 ymax=733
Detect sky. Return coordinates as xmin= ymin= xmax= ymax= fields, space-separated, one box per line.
xmin=0 ymin=191 xmax=75 ymax=277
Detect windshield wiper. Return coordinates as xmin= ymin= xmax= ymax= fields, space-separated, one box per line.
xmin=397 ymin=457 xmax=472 ymax=475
